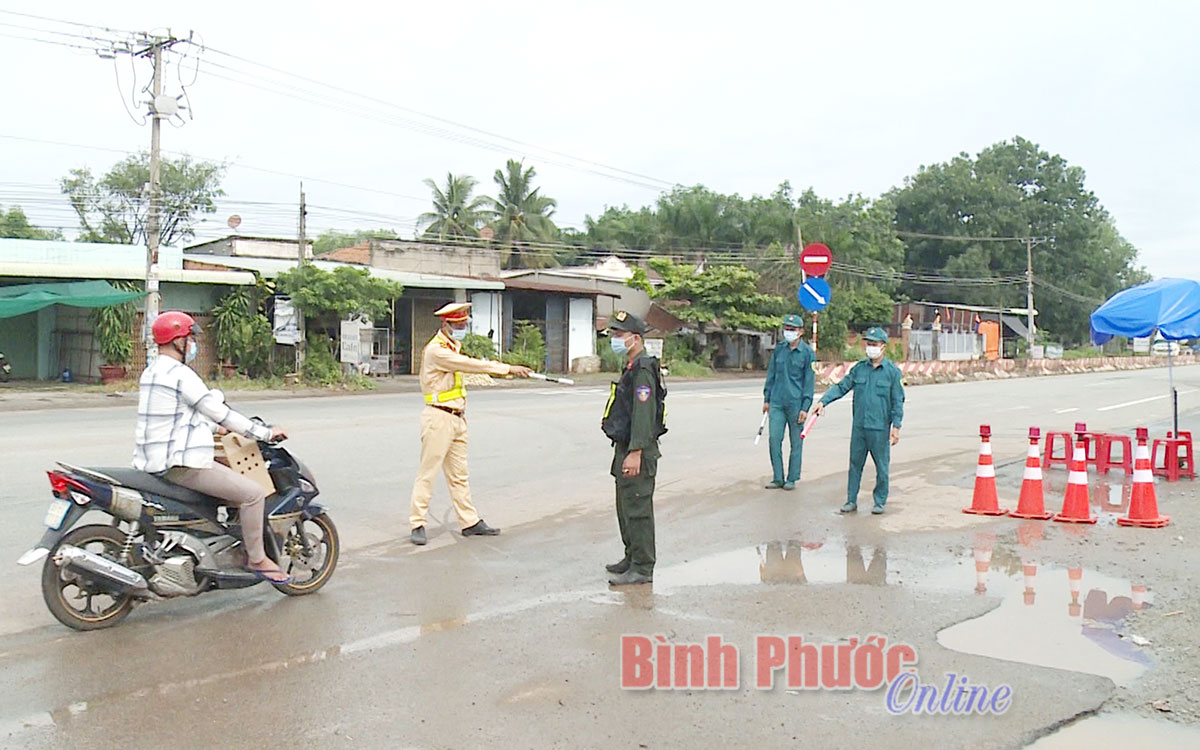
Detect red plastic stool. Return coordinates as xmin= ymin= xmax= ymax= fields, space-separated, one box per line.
xmin=1152 ymin=430 xmax=1195 ymax=482
xmin=1096 ymin=434 xmax=1133 ymax=476
xmin=1044 ymin=431 xmax=1074 ymax=469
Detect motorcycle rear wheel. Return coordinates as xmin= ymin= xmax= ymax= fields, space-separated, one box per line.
xmin=273 ymin=513 xmax=339 ymax=596
xmin=42 ymin=525 xmax=139 ymax=631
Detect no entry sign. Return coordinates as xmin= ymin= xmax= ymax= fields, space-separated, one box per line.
xmin=800 ymin=243 xmax=833 ymax=277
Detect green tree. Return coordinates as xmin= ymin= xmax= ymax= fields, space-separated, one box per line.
xmin=648 ymin=258 xmax=789 ymax=332
xmin=418 ymin=173 xmax=490 ymax=240
xmin=275 ymin=265 xmax=403 ymax=321
xmin=488 ymin=159 xmax=559 ymax=269
xmin=313 ymin=228 xmax=401 ymax=256
xmin=890 ymin=136 xmax=1148 ymax=344
xmin=60 ymin=153 xmax=225 ymax=246
xmin=0 ymin=204 xmax=62 ymax=239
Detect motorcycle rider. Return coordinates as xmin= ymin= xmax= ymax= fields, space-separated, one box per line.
xmin=132 ymin=311 xmax=291 ymax=583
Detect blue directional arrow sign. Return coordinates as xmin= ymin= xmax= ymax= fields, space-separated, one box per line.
xmin=798 ymin=277 xmax=831 ymax=312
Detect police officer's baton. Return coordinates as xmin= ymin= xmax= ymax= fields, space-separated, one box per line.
xmin=800 ymin=412 xmax=821 ymax=440
xmin=530 ymin=372 xmax=575 ymax=385
xmin=754 ymin=413 xmax=768 ymax=445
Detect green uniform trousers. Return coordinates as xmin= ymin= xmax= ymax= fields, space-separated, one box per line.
xmin=848 ymin=427 xmax=890 ymax=508
xmin=613 ymin=448 xmax=657 ymax=576
xmin=768 ymin=401 xmax=805 ymax=484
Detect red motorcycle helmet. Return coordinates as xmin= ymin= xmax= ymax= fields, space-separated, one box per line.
xmin=152 ymin=311 xmax=202 ymax=346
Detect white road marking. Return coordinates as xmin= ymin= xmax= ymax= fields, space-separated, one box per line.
xmin=1097 ymin=390 xmax=1197 ymax=412
xmin=1054 ymin=408 xmax=1079 ymax=414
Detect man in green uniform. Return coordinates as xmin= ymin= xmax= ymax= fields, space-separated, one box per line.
xmin=601 ymin=310 xmax=666 ymax=586
xmin=762 ymin=313 xmax=815 ymax=490
xmin=811 ymin=327 xmax=904 ymax=515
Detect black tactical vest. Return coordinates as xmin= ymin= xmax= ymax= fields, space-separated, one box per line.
xmin=601 ymin=356 xmax=668 ymax=444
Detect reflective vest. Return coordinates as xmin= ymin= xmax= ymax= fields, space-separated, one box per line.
xmin=602 ymin=356 xmax=667 ymax=444
xmin=425 ymin=370 xmax=467 ymax=404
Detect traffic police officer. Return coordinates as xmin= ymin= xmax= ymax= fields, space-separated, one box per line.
xmin=762 ymin=313 xmax=815 ymax=490
xmin=408 ymin=302 xmax=532 ymax=545
xmin=811 ymin=326 xmax=904 ymax=515
xmin=601 ymin=310 xmax=666 ymax=586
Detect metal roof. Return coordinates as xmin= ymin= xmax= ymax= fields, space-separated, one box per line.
xmin=180 ymin=253 xmax=505 ymax=291
xmin=0 ymin=238 xmax=255 ymax=285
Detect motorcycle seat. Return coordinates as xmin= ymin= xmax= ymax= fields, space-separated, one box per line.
xmin=89 ymin=468 xmax=220 ymax=507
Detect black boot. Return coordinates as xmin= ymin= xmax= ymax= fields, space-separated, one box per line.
xmin=606 ymin=558 xmax=631 ymax=574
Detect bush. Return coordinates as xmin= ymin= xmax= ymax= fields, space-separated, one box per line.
xmin=462 ymin=332 xmax=497 ymax=360
xmin=599 ymin=338 xmax=624 ymax=372
xmin=502 ymin=321 xmax=546 ymax=370
xmin=301 ymin=336 xmax=344 ymax=386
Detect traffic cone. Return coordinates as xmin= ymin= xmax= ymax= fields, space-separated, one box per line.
xmin=1054 ymin=427 xmax=1096 ymax=524
xmin=1022 ymin=560 xmax=1038 ymax=606
xmin=1068 ymin=567 xmax=1083 ymax=617
xmin=964 ymin=425 xmax=1007 ymax=515
xmin=973 ymin=535 xmax=993 ymax=594
xmin=1118 ymin=428 xmax=1170 ymax=528
xmin=1011 ymin=427 xmax=1053 ymax=520
xmin=1131 ymin=584 xmax=1146 ymax=611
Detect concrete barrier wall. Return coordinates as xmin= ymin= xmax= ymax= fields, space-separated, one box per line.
xmin=816 ymin=357 xmax=1195 ymax=386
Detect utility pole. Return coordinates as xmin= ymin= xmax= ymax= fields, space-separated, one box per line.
xmin=137 ymin=33 xmax=181 ymax=361
xmin=1025 ymin=236 xmax=1036 ymax=352
xmin=296 ymin=183 xmax=307 ymax=374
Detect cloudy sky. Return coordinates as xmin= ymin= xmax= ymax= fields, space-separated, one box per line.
xmin=1 ymin=0 xmax=1196 ymax=280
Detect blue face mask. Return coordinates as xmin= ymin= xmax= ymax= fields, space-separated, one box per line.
xmin=610 ymin=335 xmax=629 ymax=355
xmin=184 ymin=340 xmax=198 ymax=364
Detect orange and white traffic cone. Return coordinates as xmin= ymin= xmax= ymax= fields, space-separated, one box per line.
xmin=1131 ymin=584 xmax=1146 ymax=611
xmin=1068 ymin=567 xmax=1083 ymax=617
xmin=1022 ymin=560 xmax=1038 ymax=606
xmin=973 ymin=534 xmax=993 ymax=594
xmin=1011 ymin=427 xmax=1053 ymax=520
xmin=964 ymin=425 xmax=1007 ymax=515
xmin=1054 ymin=427 xmax=1096 ymax=524
xmin=1118 ymin=427 xmax=1170 ymax=528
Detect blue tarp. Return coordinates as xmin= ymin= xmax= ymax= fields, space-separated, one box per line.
xmin=1090 ymin=278 xmax=1200 ymax=344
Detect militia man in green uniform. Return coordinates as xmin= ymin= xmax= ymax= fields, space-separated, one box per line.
xmin=762 ymin=313 xmax=815 ymax=490
xmin=601 ymin=311 xmax=667 ymax=586
xmin=811 ymin=327 xmax=904 ymax=515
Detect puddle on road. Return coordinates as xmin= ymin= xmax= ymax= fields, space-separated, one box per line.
xmin=655 ymin=532 xmax=1155 ymax=685
xmin=1025 ymin=713 xmax=1200 ymax=749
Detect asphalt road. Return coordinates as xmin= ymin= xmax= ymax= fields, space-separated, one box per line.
xmin=1 ymin=366 xmax=1198 ymax=749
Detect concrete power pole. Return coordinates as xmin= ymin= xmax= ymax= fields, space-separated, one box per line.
xmin=295 ymin=183 xmax=307 ymax=373
xmin=142 ymin=37 xmax=174 ymax=362
xmin=1025 ymin=236 xmax=1036 ymax=352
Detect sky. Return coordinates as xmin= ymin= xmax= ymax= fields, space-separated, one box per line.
xmin=0 ymin=0 xmax=1197 ymax=280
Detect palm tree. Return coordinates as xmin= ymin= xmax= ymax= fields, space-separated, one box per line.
xmin=418 ymin=173 xmax=490 ymax=241
xmin=487 ymin=159 xmax=559 ymax=269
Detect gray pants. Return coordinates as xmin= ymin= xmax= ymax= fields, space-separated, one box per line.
xmin=166 ymin=464 xmax=268 ymax=562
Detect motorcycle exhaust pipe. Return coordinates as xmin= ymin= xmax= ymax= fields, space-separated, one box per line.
xmin=55 ymin=545 xmax=152 ymax=599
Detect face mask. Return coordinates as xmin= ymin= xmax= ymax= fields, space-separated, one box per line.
xmin=783 ymin=329 xmax=800 ymax=343
xmin=184 ymin=340 xmax=198 ymax=364
xmin=865 ymin=345 xmax=884 ymax=360
xmin=450 ymin=327 xmax=469 ymax=341
xmin=610 ymin=335 xmax=629 ymax=355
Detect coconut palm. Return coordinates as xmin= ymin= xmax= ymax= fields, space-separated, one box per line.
xmin=418 ymin=173 xmax=490 ymax=240
xmin=487 ymin=159 xmax=559 ymax=268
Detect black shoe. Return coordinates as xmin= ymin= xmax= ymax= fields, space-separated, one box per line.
xmin=411 ymin=526 xmax=427 ymax=546
xmin=609 ymin=569 xmax=653 ymax=586
xmin=462 ymin=520 xmax=501 ymax=537
xmin=606 ymin=559 xmax=631 ymax=574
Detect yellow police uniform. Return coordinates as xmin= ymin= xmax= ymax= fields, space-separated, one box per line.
xmin=409 ymin=304 xmax=515 ymax=531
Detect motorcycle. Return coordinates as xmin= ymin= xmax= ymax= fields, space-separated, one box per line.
xmin=0 ymin=350 xmax=11 ymax=382
xmin=18 ymin=423 xmax=338 ymax=631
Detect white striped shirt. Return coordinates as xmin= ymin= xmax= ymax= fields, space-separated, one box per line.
xmin=132 ymin=356 xmax=271 ymax=473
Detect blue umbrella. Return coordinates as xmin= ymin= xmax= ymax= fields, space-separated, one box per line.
xmin=1091 ymin=277 xmax=1200 ymax=434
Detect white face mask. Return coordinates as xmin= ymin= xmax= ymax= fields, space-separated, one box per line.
xmin=865 ymin=345 xmax=884 ymax=360
xmin=783 ymin=329 xmax=800 ymax=343
xmin=450 ymin=326 xmax=469 ymax=341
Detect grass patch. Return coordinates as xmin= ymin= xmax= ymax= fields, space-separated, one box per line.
xmin=666 ymin=360 xmax=713 ymax=378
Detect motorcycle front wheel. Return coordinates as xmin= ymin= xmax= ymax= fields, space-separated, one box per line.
xmin=41 ymin=525 xmax=139 ymax=631
xmin=273 ymin=513 xmax=339 ymax=596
